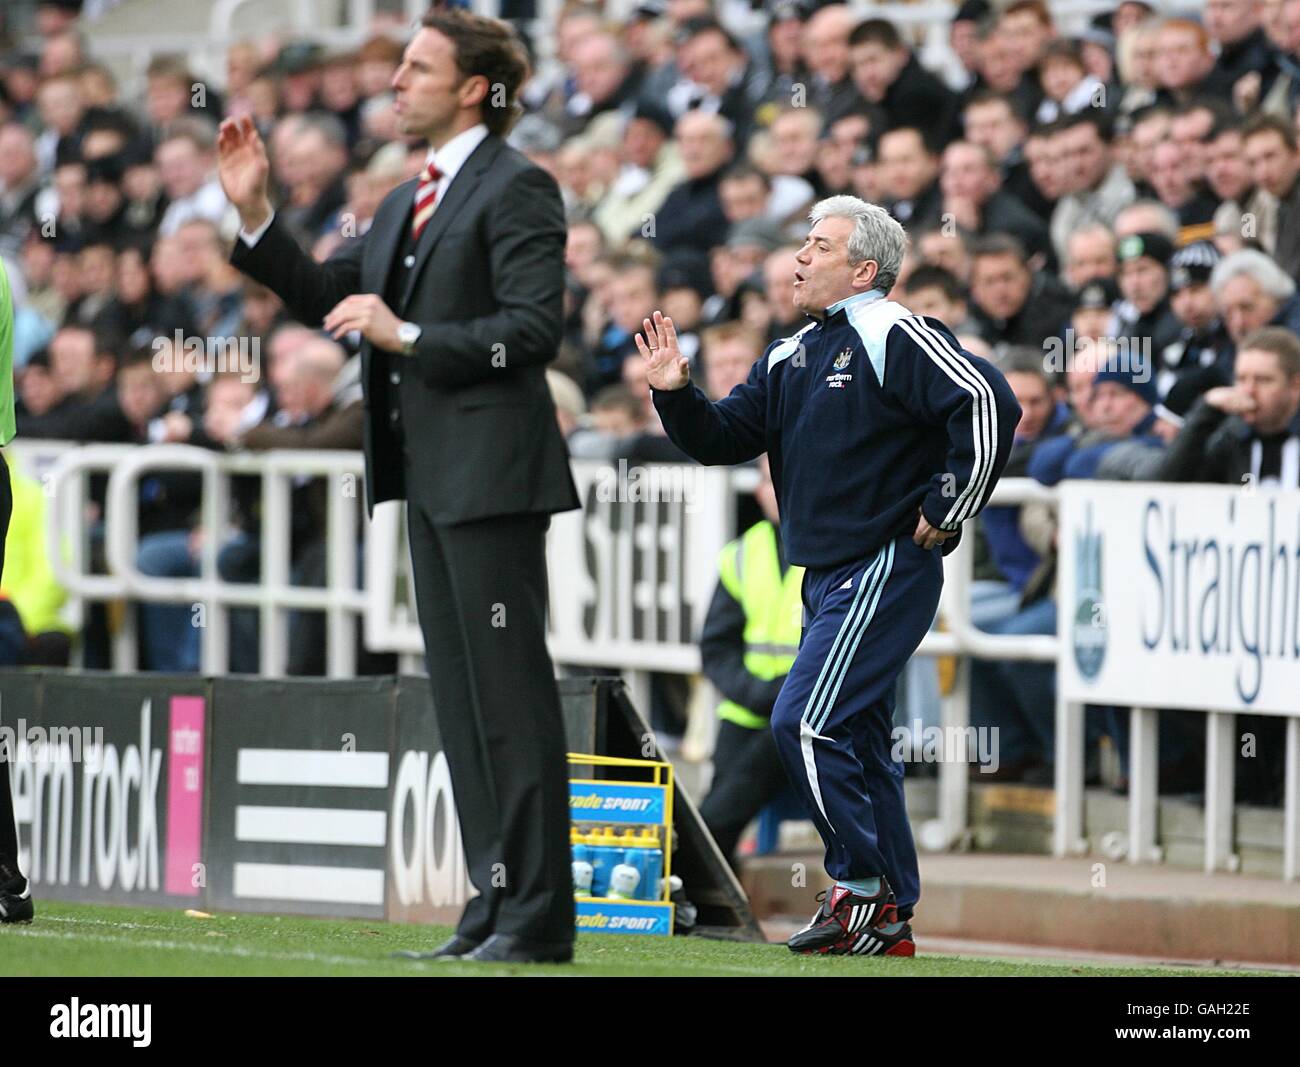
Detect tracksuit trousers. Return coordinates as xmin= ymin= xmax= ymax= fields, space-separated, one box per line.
xmin=770 ymin=532 xmax=943 ymax=922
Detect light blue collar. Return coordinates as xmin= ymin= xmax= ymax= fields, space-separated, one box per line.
xmin=825 ymin=288 xmax=886 ymax=317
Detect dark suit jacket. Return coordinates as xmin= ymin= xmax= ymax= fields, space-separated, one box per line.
xmin=231 ymin=132 xmax=580 ymax=523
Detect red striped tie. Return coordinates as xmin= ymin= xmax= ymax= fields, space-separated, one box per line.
xmin=411 ymin=161 xmax=443 ymax=242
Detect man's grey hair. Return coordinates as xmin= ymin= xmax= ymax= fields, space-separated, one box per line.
xmin=808 ymin=195 xmax=908 ymax=294
xmin=1211 ymin=249 xmax=1297 ymax=302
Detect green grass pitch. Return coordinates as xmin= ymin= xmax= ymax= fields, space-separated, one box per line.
xmin=0 ymin=902 xmax=1288 ymax=977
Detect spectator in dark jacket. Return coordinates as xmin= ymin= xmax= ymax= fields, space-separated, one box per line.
xmin=849 ymin=18 xmax=960 ymax=149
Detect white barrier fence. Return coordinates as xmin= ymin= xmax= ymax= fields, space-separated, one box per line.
xmin=8 ymin=440 xmax=1299 ymax=880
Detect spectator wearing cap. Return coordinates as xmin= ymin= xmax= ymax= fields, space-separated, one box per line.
xmin=1212 ymin=247 xmax=1300 ymax=343
xmin=1207 ymin=118 xmax=1279 ymax=253
xmin=1243 ymin=113 xmax=1300 ymax=276
xmin=1048 ymin=112 xmax=1136 ymax=267
xmin=1070 ymin=276 xmax=1121 ymax=400
xmin=1030 ymin=363 xmax=1165 ymax=484
xmin=651 ymin=110 xmax=733 ymax=256
xmin=939 ymin=139 xmax=1051 ymax=265
xmin=962 ymin=91 xmax=1051 ymax=222
xmin=968 ymin=233 xmax=1073 ymax=351
xmin=1160 ymin=241 xmax=1233 ymax=411
xmin=669 ymin=18 xmax=763 ymax=148
xmin=591 ymin=104 xmax=685 ymax=248
xmin=876 ymin=127 xmax=941 ymax=230
xmin=1115 ymin=231 xmax=1181 ymax=359
xmin=0 ymin=124 xmax=41 ymax=254
xmin=1146 ymin=139 xmax=1220 ymax=246
xmin=849 ymin=18 xmax=960 ymax=149
xmin=1064 ymin=223 xmax=1118 ymax=289
xmin=1202 ymin=0 xmax=1276 ymax=100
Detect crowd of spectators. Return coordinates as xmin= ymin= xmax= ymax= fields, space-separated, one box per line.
xmin=2 ymin=0 xmax=1299 ymax=802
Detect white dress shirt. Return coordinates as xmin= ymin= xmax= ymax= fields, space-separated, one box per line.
xmin=239 ymin=123 xmax=490 ymax=249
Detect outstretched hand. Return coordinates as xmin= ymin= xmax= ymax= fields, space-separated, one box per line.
xmin=216 ymin=115 xmax=273 ymax=232
xmin=635 ymin=311 xmax=690 ymax=391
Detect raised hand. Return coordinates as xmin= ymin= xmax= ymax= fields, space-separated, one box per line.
xmin=634 ymin=310 xmax=690 ymax=391
xmin=217 ymin=115 xmax=273 ymax=232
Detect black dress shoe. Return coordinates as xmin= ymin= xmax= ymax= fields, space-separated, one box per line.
xmin=391 ymin=934 xmax=481 ymax=960
xmin=464 ymin=934 xmax=573 ymax=964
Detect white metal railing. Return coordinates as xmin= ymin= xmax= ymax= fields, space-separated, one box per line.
xmin=11 ymin=439 xmax=1297 ymax=881
xmin=27 ymin=441 xmax=366 ymax=678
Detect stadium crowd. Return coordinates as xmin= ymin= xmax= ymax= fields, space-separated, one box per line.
xmin=0 ymin=0 xmax=1298 ymax=805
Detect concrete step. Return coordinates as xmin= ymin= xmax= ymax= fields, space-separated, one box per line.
xmin=740 ymin=852 xmax=1300 ymax=967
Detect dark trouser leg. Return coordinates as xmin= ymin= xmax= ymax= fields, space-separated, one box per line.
xmin=436 ymin=512 xmax=574 ymax=942
xmin=699 ymin=718 xmax=790 ymax=867
xmin=0 ymin=452 xmax=21 ymax=876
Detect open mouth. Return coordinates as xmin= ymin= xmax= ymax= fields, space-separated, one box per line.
xmin=794 ymin=271 xmax=805 ymax=285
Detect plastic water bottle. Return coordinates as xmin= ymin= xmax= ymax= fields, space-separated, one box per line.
xmin=607 ymin=852 xmax=642 ymax=900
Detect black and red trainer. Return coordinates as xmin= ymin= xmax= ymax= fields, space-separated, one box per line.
xmin=787 ymin=880 xmax=897 ymax=954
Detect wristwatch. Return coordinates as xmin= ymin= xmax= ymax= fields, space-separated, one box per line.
xmin=397 ymin=321 xmax=422 ymax=357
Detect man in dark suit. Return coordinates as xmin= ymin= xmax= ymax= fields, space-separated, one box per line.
xmin=217 ymin=9 xmax=580 ymax=964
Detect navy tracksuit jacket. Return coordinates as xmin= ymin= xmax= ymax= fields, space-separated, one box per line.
xmin=653 ymin=289 xmax=1020 ymax=919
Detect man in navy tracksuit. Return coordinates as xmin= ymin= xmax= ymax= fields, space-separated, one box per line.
xmin=638 ymin=196 xmax=1020 ymax=956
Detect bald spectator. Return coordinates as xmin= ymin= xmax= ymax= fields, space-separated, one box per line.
xmin=565 ymin=33 xmax=646 ymax=138
xmin=1064 ymin=223 xmax=1118 ymax=289
xmin=651 ymin=110 xmax=734 ymax=255
xmin=1049 ymin=113 xmax=1135 ymax=266
xmin=1114 ymin=198 xmax=1180 ymax=241
xmin=799 ymin=4 xmax=861 ymax=125
xmin=850 ymin=17 xmax=959 ymax=147
xmin=1202 ymin=0 xmax=1275 ymax=98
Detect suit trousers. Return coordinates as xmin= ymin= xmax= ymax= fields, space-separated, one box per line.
xmin=405 ymin=498 xmax=574 ymax=943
